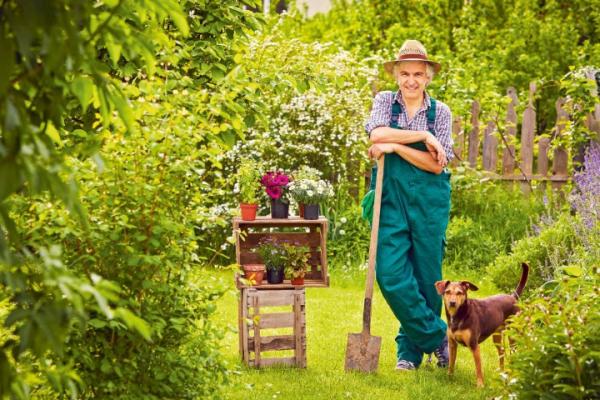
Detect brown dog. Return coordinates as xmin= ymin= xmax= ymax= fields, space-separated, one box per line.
xmin=435 ymin=262 xmax=529 ymax=387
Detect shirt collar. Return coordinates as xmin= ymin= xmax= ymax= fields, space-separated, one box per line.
xmin=393 ymin=90 xmax=431 ymax=110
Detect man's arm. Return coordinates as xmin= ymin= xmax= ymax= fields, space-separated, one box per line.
xmin=369 ymin=126 xmax=429 ymax=144
xmin=368 ymin=143 xmax=444 ymax=174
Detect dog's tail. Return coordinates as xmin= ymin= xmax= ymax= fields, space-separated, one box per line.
xmin=512 ymin=262 xmax=530 ymax=299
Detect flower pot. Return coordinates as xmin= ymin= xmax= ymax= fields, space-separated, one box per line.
xmin=291 ymin=276 xmax=305 ymax=285
xmin=240 ymin=202 xmax=258 ymax=221
xmin=266 ymin=267 xmax=285 ymax=284
xmin=298 ymin=204 xmax=304 ymax=218
xmin=270 ymin=199 xmax=289 ymax=219
xmin=242 ymin=264 xmax=265 ymax=286
xmin=302 ymin=204 xmax=319 ymax=220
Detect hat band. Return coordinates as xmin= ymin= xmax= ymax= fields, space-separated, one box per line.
xmin=397 ymin=54 xmax=429 ymax=61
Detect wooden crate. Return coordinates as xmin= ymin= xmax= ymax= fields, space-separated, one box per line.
xmin=239 ymin=288 xmax=306 ymax=368
xmin=233 ymin=216 xmax=329 ymax=289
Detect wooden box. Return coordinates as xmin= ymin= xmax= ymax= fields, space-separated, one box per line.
xmin=233 ymin=216 xmax=329 ymax=289
xmin=239 ymin=288 xmax=306 ymax=368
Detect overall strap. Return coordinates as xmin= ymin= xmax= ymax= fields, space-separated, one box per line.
xmin=427 ymin=98 xmax=437 ymax=135
xmin=390 ymin=91 xmax=402 ymax=129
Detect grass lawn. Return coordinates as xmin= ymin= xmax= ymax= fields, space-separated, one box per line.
xmin=212 ymin=268 xmax=512 ymax=400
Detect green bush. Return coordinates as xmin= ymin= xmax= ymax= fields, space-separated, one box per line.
xmin=444 ymin=215 xmax=503 ymax=272
xmin=447 ymin=170 xmax=549 ymax=274
xmin=504 ymin=270 xmax=600 ymax=399
xmin=487 ymin=212 xmax=576 ymax=294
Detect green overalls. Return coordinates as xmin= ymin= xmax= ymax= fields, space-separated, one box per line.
xmin=372 ymin=94 xmax=451 ymax=367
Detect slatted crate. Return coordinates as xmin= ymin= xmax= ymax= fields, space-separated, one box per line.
xmin=239 ymin=288 xmax=306 ymax=368
xmin=233 ymin=216 xmax=329 ymax=289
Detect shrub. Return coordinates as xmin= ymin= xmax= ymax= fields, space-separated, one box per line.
xmin=504 ymin=269 xmax=600 ymax=399
xmin=487 ymin=212 xmax=576 ymax=294
xmin=444 ymin=215 xmax=503 ymax=272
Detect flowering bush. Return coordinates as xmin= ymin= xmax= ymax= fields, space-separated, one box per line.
xmin=570 ymin=145 xmax=600 ymax=259
xmin=261 ymin=170 xmax=293 ymax=203
xmin=255 ymin=237 xmax=310 ymax=274
xmin=289 ymin=179 xmax=334 ymax=204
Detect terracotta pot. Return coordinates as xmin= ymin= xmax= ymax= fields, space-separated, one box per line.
xmin=240 ymin=202 xmax=258 ymax=221
xmin=298 ymin=203 xmax=304 ymax=218
xmin=302 ymin=204 xmax=319 ymax=220
xmin=243 ymin=263 xmax=265 ymax=286
xmin=291 ymin=276 xmax=305 ymax=285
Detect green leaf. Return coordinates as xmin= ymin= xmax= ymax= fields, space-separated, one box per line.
xmin=562 ymin=265 xmax=582 ymax=277
xmin=45 ymin=123 xmax=64 ymax=148
xmin=88 ymin=319 xmax=107 ymax=328
xmin=71 ymin=77 xmax=94 ymax=108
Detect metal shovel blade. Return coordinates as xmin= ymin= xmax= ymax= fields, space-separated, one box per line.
xmin=344 ymin=331 xmax=382 ymax=373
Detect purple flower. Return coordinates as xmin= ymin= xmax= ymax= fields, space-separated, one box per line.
xmin=570 ymin=145 xmax=600 ymax=250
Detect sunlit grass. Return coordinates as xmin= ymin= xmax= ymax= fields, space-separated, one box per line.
xmin=212 ymin=268 xmax=513 ymax=399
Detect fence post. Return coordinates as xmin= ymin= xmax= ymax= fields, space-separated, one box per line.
xmin=502 ymin=87 xmax=518 ymax=176
xmin=451 ymin=116 xmax=463 ymax=167
xmin=520 ymin=83 xmax=536 ymax=177
xmin=468 ymin=101 xmax=481 ymax=168
xmin=482 ymin=114 xmax=498 ymax=171
xmin=553 ymin=98 xmax=569 ymax=190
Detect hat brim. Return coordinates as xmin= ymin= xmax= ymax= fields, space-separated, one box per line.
xmin=383 ymin=59 xmax=442 ymax=76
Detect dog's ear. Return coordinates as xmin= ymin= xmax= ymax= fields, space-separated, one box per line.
xmin=459 ymin=281 xmax=479 ymax=292
xmin=435 ymin=280 xmax=450 ymax=295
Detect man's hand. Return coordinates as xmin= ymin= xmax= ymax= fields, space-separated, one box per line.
xmin=368 ymin=143 xmax=398 ymax=160
xmin=424 ymin=133 xmax=447 ymax=166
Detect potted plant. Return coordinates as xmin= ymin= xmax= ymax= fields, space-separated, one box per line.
xmin=282 ymin=242 xmax=311 ymax=285
xmin=292 ymin=166 xmax=322 ymax=217
xmin=241 ymin=263 xmax=265 ymax=286
xmin=256 ymin=237 xmax=286 ymax=284
xmin=289 ymin=179 xmax=335 ymax=220
xmin=261 ymin=170 xmax=294 ymax=219
xmin=236 ymin=158 xmax=262 ymax=221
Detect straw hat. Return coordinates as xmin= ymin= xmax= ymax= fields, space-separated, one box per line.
xmin=383 ymin=40 xmax=442 ymax=76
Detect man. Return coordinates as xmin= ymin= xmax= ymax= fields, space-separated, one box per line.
xmin=364 ymin=40 xmax=453 ymax=370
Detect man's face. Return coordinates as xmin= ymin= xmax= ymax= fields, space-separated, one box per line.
xmin=395 ymin=61 xmax=431 ymax=102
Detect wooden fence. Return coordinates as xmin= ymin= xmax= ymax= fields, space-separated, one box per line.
xmin=451 ymin=81 xmax=600 ymax=191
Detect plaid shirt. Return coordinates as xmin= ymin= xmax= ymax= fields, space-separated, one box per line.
xmin=364 ymin=90 xmax=454 ymax=164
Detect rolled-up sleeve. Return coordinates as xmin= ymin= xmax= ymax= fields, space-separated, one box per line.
xmin=364 ymin=91 xmax=392 ymax=137
xmin=434 ymin=102 xmax=454 ymax=164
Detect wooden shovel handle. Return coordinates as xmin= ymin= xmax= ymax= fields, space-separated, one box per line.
xmin=362 ymin=155 xmax=385 ymax=334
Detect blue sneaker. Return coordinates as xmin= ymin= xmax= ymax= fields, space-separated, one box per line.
xmin=395 ymin=359 xmax=416 ymax=371
xmin=434 ymin=335 xmax=449 ymax=368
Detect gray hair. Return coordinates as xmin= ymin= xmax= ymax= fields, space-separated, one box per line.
xmin=393 ymin=61 xmax=434 ymax=80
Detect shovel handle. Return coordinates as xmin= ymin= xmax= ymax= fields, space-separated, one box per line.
xmin=363 ymin=155 xmax=385 ymax=334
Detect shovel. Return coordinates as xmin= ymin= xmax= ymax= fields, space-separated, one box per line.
xmin=344 ymin=155 xmax=384 ymax=373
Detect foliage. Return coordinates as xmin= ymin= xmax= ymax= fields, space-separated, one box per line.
xmin=282 ymin=244 xmax=310 ymax=280
xmin=223 ymin=12 xmax=376 ymax=194
xmin=0 ymin=0 xmax=268 ymax=397
xmin=569 ymin=145 xmax=600 ymax=260
xmin=448 ymin=167 xmax=550 ymax=273
xmin=286 ymin=0 xmax=600 ymax=154
xmin=489 ymin=147 xmax=600 ymax=292
xmin=261 ymin=170 xmax=293 ymax=202
xmin=545 ymin=68 xmax=600 ymax=160
xmin=504 ymin=269 xmax=600 ymax=399
xmin=289 ymin=179 xmax=334 ymax=205
xmin=236 ymin=158 xmax=263 ymax=204
xmin=255 ymin=237 xmax=285 ymax=271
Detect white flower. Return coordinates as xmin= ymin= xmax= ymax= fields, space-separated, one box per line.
xmin=339 ymin=229 xmax=346 ymax=235
xmin=307 ymin=190 xmax=314 ymax=197
xmin=340 ymin=217 xmax=347 ymax=223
